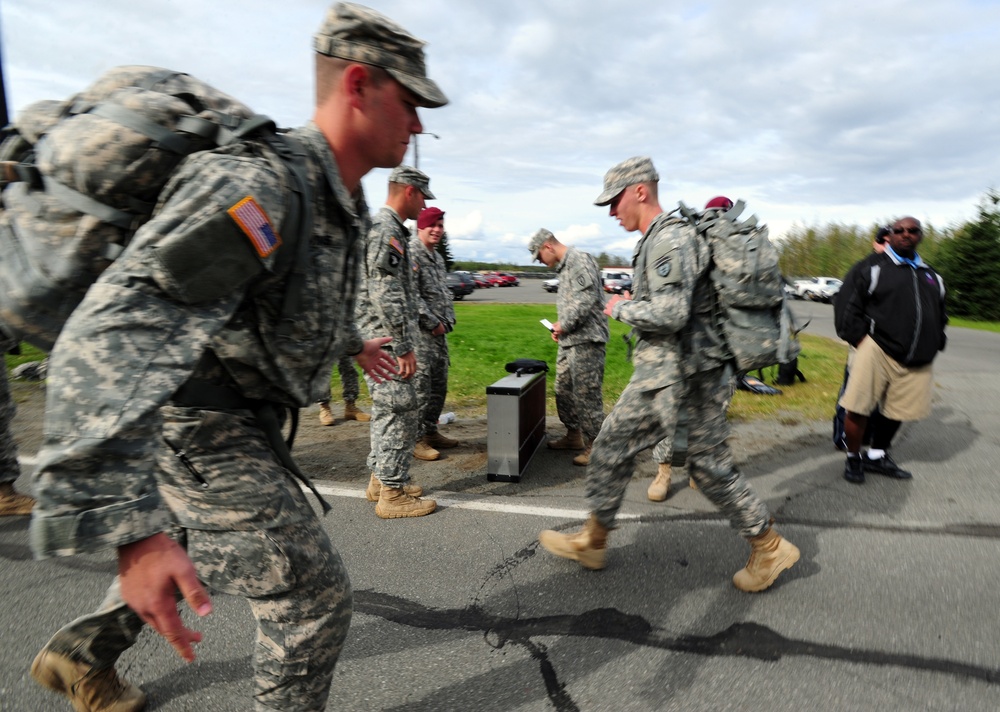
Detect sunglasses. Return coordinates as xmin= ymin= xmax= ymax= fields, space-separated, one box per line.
xmin=892 ymin=226 xmax=922 ymax=235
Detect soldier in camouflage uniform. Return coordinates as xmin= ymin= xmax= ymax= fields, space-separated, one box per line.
xmin=0 ymin=333 xmax=35 ymax=516
xmin=28 ymin=4 xmax=447 ymax=711
xmin=410 ymin=206 xmax=459 ymax=460
xmin=527 ymin=229 xmax=609 ymax=466
xmin=356 ymin=165 xmax=438 ymax=517
xmin=316 ymin=353 xmax=371 ymax=426
xmin=539 ymin=157 xmax=799 ymax=593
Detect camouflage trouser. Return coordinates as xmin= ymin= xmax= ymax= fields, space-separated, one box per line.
xmin=365 ymin=372 xmax=419 ymax=488
xmin=651 ymin=405 xmax=689 ymax=466
xmin=555 ymin=342 xmax=606 ymax=442
xmin=413 ymin=332 xmax=449 ymax=438
xmin=317 ymin=355 xmax=362 ymax=405
xmin=587 ymin=365 xmax=770 ymax=538
xmin=0 ymin=363 xmax=19 ymax=484
xmin=41 ymin=407 xmax=353 ymax=712
xmin=337 ymin=354 xmax=361 ymax=403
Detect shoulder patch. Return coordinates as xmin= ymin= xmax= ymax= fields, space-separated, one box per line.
xmin=389 ymin=236 xmax=405 ymax=256
xmin=227 ymin=196 xmax=281 ymax=258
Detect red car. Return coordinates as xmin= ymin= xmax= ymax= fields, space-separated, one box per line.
xmin=471 ymin=274 xmax=492 ymax=288
xmin=491 ymin=271 xmax=520 ymax=286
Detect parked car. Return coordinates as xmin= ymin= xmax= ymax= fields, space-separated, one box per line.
xmin=542 ymin=278 xmax=559 ymax=293
xmin=793 ymin=277 xmax=842 ymax=303
xmin=485 ymin=273 xmax=506 ymax=287
xmin=471 ymin=274 xmax=491 ymax=289
xmin=490 ymin=271 xmax=519 ymax=286
xmin=445 ymin=272 xmax=475 ymax=300
xmin=604 ymin=275 xmax=632 ymax=294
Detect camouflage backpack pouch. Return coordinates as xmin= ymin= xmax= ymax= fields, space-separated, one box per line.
xmin=0 ymin=66 xmax=287 ymax=350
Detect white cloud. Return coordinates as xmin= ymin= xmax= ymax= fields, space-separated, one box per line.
xmin=3 ymin=0 xmax=997 ymax=265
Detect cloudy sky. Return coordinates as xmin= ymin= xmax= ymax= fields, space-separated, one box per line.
xmin=3 ymin=0 xmax=999 ymax=265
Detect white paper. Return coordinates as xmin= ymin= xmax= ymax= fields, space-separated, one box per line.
xmin=540 ymin=319 xmax=554 ymax=332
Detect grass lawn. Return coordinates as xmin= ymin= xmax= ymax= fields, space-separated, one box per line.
xmin=444 ymin=304 xmax=848 ymax=424
xmin=12 ymin=304 xmax=997 ymax=426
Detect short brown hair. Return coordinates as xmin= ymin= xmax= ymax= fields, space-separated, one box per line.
xmin=315 ymin=54 xmax=391 ymax=105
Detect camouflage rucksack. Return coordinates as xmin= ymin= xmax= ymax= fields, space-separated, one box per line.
xmin=678 ymin=200 xmax=804 ymax=373
xmin=0 ymin=65 xmax=312 ymax=351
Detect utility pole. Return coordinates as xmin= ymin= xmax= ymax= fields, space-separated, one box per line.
xmin=412 ymin=131 xmax=439 ymax=170
xmin=0 ymin=20 xmax=9 ymax=127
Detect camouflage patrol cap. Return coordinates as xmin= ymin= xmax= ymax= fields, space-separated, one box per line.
xmin=314 ymin=2 xmax=448 ymax=108
xmin=527 ymin=228 xmax=554 ymax=261
xmin=389 ymin=165 xmax=435 ymax=199
xmin=594 ymin=156 xmax=659 ymax=206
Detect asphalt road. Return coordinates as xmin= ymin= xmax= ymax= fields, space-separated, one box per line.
xmin=3 ymin=297 xmax=1000 ymax=711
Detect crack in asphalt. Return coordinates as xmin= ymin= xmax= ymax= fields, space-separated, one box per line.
xmin=355 ymin=572 xmax=1000 ymax=710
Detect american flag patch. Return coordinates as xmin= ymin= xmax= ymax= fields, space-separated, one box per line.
xmin=389 ymin=236 xmax=405 ymax=255
xmin=227 ymin=196 xmax=282 ymax=258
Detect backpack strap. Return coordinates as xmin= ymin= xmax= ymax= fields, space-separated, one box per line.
xmin=256 ymin=131 xmax=314 ymax=338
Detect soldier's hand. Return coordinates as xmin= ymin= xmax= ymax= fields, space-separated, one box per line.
xmin=431 ymin=322 xmax=446 ymax=336
xmin=604 ymin=292 xmax=630 ymax=317
xmin=356 ymin=337 xmax=398 ymax=383
xmin=551 ymin=321 xmax=562 ymax=342
xmin=118 ymin=533 xmax=211 ymax=663
xmin=398 ymin=351 xmax=417 ymax=379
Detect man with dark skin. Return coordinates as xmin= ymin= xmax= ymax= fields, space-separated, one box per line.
xmin=835 ymin=216 xmax=947 ymax=484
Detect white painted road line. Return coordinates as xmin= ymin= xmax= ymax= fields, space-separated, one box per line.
xmin=313 ymin=483 xmax=644 ymax=521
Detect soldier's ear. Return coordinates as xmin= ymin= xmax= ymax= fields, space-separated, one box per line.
xmin=343 ymin=63 xmax=373 ymax=109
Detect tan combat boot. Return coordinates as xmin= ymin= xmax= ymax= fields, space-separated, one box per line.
xmin=413 ymin=438 xmax=441 ymax=461
xmin=538 ymin=515 xmax=610 ymax=570
xmin=647 ymin=463 xmax=672 ymax=501
xmin=31 ymin=647 xmax=147 ymax=712
xmin=375 ymin=486 xmax=436 ymax=519
xmin=732 ymin=526 xmax=800 ymax=592
xmin=572 ymin=441 xmax=592 ymax=466
xmin=318 ymin=402 xmax=335 ymax=426
xmin=343 ymin=401 xmax=371 ymax=422
xmin=547 ymin=429 xmax=584 ymax=450
xmin=0 ymin=483 xmax=34 ymax=516
xmin=365 ymin=473 xmax=423 ymax=502
xmin=425 ymin=430 xmax=458 ymax=449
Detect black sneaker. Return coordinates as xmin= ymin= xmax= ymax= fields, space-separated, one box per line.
xmin=862 ymin=452 xmax=912 ymax=480
xmin=843 ymin=456 xmax=864 ymax=484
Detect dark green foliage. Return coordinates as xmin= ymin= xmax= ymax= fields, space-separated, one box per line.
xmin=934 ymin=191 xmax=1000 ymax=320
xmin=436 ymin=231 xmax=456 ymax=271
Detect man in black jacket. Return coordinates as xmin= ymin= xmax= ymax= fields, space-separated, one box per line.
xmin=834 ymin=216 xmax=947 ymax=484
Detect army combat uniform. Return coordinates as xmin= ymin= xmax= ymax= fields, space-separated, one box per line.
xmin=30 ymin=122 xmax=364 ymax=711
xmin=590 ymin=211 xmax=771 ymax=534
xmin=409 ymin=235 xmax=455 ymax=439
xmin=356 ymin=207 xmax=420 ymax=488
xmin=553 ymin=246 xmax=610 ymax=445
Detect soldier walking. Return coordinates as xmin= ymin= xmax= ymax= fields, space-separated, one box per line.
xmin=539 ymin=157 xmax=799 ymax=593
xmin=28 ymin=4 xmax=447 ymax=710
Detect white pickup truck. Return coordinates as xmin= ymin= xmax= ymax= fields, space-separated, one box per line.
xmin=791 ymin=277 xmax=843 ymax=303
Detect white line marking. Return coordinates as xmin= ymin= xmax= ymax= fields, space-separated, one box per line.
xmin=312 ymin=483 xmax=643 ymax=521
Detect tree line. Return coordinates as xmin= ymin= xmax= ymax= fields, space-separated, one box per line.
xmin=777 ymin=191 xmax=1000 ymax=321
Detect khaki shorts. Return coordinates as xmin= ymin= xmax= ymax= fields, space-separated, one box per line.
xmin=839 ymin=337 xmax=933 ymax=421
